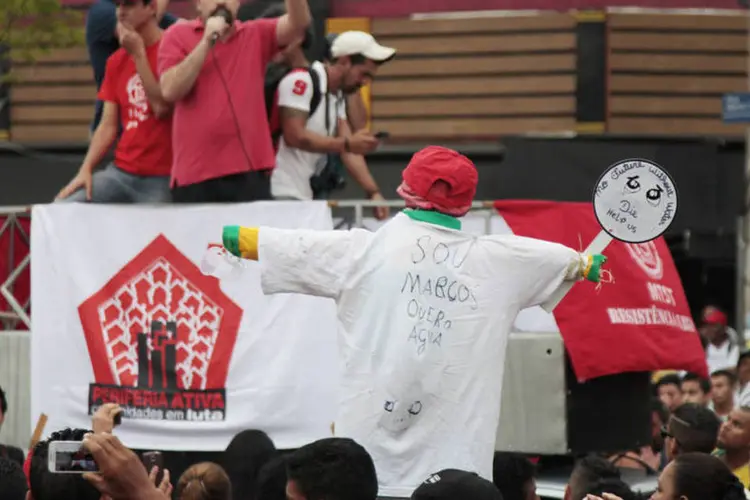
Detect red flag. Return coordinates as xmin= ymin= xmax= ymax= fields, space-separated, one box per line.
xmin=495 ymin=200 xmax=707 ymax=381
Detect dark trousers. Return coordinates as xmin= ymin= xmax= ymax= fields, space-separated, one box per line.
xmin=171 ymin=170 xmax=272 ymax=203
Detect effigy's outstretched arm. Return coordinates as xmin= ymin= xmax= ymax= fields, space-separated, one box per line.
xmin=222 ymin=226 xmax=258 ymax=260
xmin=567 ymin=253 xmax=608 ymax=283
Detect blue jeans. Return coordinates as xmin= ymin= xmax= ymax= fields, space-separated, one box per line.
xmin=60 ymin=163 xmax=170 ymax=204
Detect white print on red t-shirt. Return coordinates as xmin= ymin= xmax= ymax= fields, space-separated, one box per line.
xmin=125 ymin=73 xmax=150 ymax=131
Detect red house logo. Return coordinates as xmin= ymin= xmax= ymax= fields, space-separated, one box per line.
xmin=78 ymin=235 xmax=243 ymax=422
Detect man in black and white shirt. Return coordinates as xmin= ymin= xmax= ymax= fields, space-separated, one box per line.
xmin=271 ymin=31 xmax=395 ymax=218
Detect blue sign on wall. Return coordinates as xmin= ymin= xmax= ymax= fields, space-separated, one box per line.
xmin=723 ymin=93 xmax=750 ymax=123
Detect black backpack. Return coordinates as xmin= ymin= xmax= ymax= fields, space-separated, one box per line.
xmin=264 ymin=63 xmax=323 ymax=150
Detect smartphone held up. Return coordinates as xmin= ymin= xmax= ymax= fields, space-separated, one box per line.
xmin=47 ymin=441 xmax=98 ymax=474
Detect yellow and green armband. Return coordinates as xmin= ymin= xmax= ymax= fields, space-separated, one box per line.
xmin=222 ymin=225 xmax=259 ymax=260
xmin=582 ymin=254 xmax=607 ymax=283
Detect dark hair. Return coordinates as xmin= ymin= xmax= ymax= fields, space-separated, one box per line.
xmin=682 ymin=372 xmax=711 ymax=394
xmin=568 ymin=455 xmax=621 ymax=500
xmin=29 ymin=428 xmax=101 ymax=500
xmin=650 ymin=398 xmax=669 ymax=424
xmin=672 ymin=453 xmax=746 ymax=500
xmin=255 ymin=454 xmax=288 ymax=500
xmin=656 ymin=374 xmax=682 ymax=390
xmin=286 ymin=438 xmax=377 ymax=500
xmin=0 ymin=386 xmax=7 ymax=415
xmin=176 ymin=462 xmax=231 ymax=500
xmin=584 ymin=477 xmax=638 ymax=500
xmin=0 ymin=456 xmax=27 ymax=500
xmin=492 ymin=452 xmax=536 ymax=500
xmin=712 ymin=369 xmax=738 ymax=385
xmin=222 ymin=429 xmax=277 ymax=500
xmin=0 ymin=444 xmax=25 ymax=466
xmin=670 ymin=403 xmax=721 ymax=454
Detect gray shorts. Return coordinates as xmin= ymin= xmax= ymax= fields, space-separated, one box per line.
xmin=59 ymin=163 xmax=170 ymax=204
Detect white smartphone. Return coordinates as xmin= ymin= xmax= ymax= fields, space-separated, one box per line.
xmin=47 ymin=441 xmax=99 ymax=474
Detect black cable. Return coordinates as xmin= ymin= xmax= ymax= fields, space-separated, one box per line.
xmin=209 ymin=46 xmax=254 ymax=172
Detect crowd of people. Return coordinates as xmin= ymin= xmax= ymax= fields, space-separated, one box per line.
xmin=56 ymin=0 xmax=392 ymax=216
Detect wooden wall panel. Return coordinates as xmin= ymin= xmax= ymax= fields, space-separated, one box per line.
xmin=606 ymin=12 xmax=748 ymax=138
xmin=370 ymin=14 xmax=578 ymax=141
xmin=9 ymin=43 xmax=93 ymax=145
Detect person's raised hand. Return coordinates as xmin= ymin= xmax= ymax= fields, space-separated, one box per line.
xmin=92 ymin=403 xmax=123 ymax=434
xmin=346 ymin=129 xmax=379 ymax=155
xmin=203 ymin=15 xmax=229 ymax=43
xmin=149 ymin=465 xmax=173 ymax=498
xmin=118 ymin=23 xmax=145 ymax=57
xmin=82 ymin=432 xmax=161 ymax=500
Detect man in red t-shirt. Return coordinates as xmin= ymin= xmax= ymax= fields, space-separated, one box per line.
xmin=57 ymin=0 xmax=172 ymax=203
xmin=158 ymin=0 xmax=311 ymax=203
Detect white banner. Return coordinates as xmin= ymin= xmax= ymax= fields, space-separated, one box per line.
xmin=30 ymin=202 xmax=339 ymax=451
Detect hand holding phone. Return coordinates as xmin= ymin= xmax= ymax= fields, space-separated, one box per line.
xmin=374 ymin=131 xmax=390 ymax=140
xmin=48 ymin=441 xmax=99 ymax=474
xmin=142 ymin=451 xmax=164 ymax=486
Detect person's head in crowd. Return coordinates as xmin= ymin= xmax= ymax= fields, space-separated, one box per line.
xmin=737 ymin=351 xmax=750 ymax=388
xmin=584 ymin=477 xmax=637 ymax=500
xmin=492 ymin=452 xmax=539 ymax=500
xmin=717 ymin=407 xmax=750 ymax=456
xmin=711 ymin=370 xmax=737 ymax=414
xmin=655 ymin=374 xmax=683 ymax=412
xmin=222 ymin=429 xmax=277 ymax=500
xmin=0 ymin=444 xmax=24 ymax=466
xmin=285 ymin=437 xmax=377 ymax=500
xmin=176 ymin=462 xmax=231 ymax=500
xmin=652 ymin=452 xmax=746 ymax=500
xmin=651 ymin=398 xmax=670 ymax=452
xmin=0 ymin=456 xmax=27 ymax=500
xmin=563 ymin=455 xmax=621 ymax=500
xmin=663 ymin=403 xmax=721 ymax=461
xmin=0 ymin=385 xmax=7 ymax=431
xmin=196 ymin=0 xmax=240 ymax=23
xmin=680 ymin=373 xmax=711 ymax=407
xmin=327 ymin=31 xmax=396 ymax=94
xmin=29 ymin=428 xmax=100 ymax=500
xmin=255 ymin=454 xmax=287 ymax=500
xmin=411 ymin=469 xmax=503 ymax=500
xmin=115 ymin=0 xmax=157 ymax=33
xmin=702 ymin=305 xmax=730 ymax=346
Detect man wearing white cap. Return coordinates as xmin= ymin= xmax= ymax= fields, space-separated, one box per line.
xmin=271 ymin=30 xmax=395 ymax=211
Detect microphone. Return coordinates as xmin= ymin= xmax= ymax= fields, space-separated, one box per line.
xmin=209 ymin=7 xmax=233 ymax=43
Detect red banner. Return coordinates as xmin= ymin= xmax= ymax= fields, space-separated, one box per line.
xmin=495 ymin=200 xmax=707 ymax=381
xmin=0 ymin=215 xmax=30 ymax=331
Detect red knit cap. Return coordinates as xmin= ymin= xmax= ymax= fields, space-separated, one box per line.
xmin=397 ymin=146 xmax=478 ymax=217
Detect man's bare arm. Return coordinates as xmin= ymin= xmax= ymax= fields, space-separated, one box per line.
xmin=281 ymin=107 xmax=347 ymax=153
xmin=133 ymin=52 xmax=171 ymax=117
xmin=345 ymin=92 xmax=368 ymax=132
xmin=338 ymin=119 xmax=379 ymax=196
xmin=160 ymin=38 xmax=211 ymax=103
xmin=156 ymin=0 xmax=170 ymax=21
xmin=275 ymin=0 xmax=311 ymax=47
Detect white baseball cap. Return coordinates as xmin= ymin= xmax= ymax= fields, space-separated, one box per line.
xmin=330 ymin=31 xmax=396 ymax=63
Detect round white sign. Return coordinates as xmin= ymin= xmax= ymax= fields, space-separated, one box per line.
xmin=593 ymin=158 xmax=678 ymax=243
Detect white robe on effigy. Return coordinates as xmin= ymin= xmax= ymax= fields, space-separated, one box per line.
xmin=257 ymin=211 xmax=585 ymax=497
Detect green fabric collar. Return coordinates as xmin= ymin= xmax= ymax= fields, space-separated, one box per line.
xmin=403 ymin=208 xmax=461 ymax=230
